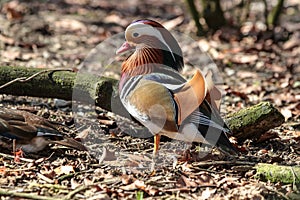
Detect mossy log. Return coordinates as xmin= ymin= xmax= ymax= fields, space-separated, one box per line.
xmin=0 ymin=66 xmax=118 ymax=112
xmin=225 ymin=102 xmax=285 ymax=141
xmin=255 ymin=163 xmax=300 ymax=184
xmin=0 ymin=66 xmax=284 ymax=140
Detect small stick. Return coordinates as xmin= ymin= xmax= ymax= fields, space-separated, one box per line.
xmin=0 ymin=152 xmax=34 ymax=163
xmin=0 ymin=68 xmax=74 ymax=89
xmin=192 ymin=160 xmax=256 ymax=167
xmin=0 ymin=188 xmax=61 ymax=200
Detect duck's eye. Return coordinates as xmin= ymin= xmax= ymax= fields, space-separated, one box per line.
xmin=132 ymin=32 xmax=139 ymax=37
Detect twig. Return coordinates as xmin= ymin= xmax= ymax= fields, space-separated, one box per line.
xmin=0 ymin=188 xmax=61 ymax=200
xmin=56 ymin=169 xmax=94 ymax=182
xmin=28 ymin=182 xmax=69 ymax=190
xmin=264 ymin=185 xmax=290 ymax=200
xmin=0 ymin=152 xmax=34 ymax=162
xmin=13 ymin=139 xmax=16 ymax=160
xmin=192 ymin=160 xmax=256 ymax=167
xmin=64 ymin=185 xmax=94 ymax=200
xmin=37 ymin=172 xmax=55 ymax=184
xmin=0 ymin=68 xmax=74 ymax=89
xmin=3 ymin=166 xmax=36 ymax=172
xmin=290 ymin=167 xmax=300 ymax=191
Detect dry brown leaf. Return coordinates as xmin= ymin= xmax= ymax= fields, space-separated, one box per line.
xmin=37 ymin=172 xmax=54 ymax=183
xmin=98 ymin=119 xmax=116 ymax=126
xmin=0 ymin=34 xmax=15 ymax=45
xmin=201 ymin=187 xmax=216 ymax=199
xmin=236 ymin=71 xmax=258 ymax=79
xmin=76 ymin=127 xmax=91 ymax=139
xmin=146 ymin=187 xmax=158 ymax=196
xmin=71 ymin=178 xmax=80 ymax=189
xmin=126 ymin=154 xmax=152 ymax=162
xmin=54 ymin=18 xmax=87 ymax=32
xmin=180 ymin=175 xmax=198 ymax=188
xmin=121 ymin=174 xmax=135 ymax=185
xmin=198 ymin=39 xmax=210 ymax=52
xmin=281 ymin=107 xmax=292 ymax=121
xmin=162 ymin=16 xmax=184 ymax=30
xmin=196 ymin=172 xmax=215 ymax=185
xmin=293 ymin=131 xmax=300 ymax=137
xmin=180 ymin=162 xmax=193 ymax=172
xmin=265 ymin=63 xmax=286 ymax=73
xmin=2 ymin=0 xmax=23 ymax=20
xmin=40 ymin=168 xmax=56 ymax=179
xmin=257 ymin=131 xmax=279 ymax=143
xmin=283 ymin=32 xmax=300 ymax=50
xmin=223 ymin=47 xmax=244 ymax=54
xmin=217 ymin=177 xmax=241 ymax=189
xmin=54 ymin=165 xmax=75 ymax=176
xmin=120 ymin=182 xmax=137 ymax=191
xmin=103 ymin=148 xmax=117 ymax=161
xmin=83 ymin=178 xmax=93 ymax=186
xmin=0 ymin=167 xmax=6 ymax=174
xmin=230 ymin=54 xmax=258 ymax=64
xmin=123 ymin=160 xmax=140 ymax=167
xmin=134 ymin=180 xmax=146 ymax=190
xmin=22 ymin=53 xmax=38 ymax=61
xmin=104 ymin=14 xmax=128 ymax=27
xmin=163 ymin=187 xmax=191 ymax=192
xmin=2 ymin=50 xmax=21 ymax=61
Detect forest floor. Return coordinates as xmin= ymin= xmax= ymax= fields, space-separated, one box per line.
xmin=0 ymin=0 xmax=299 ymax=199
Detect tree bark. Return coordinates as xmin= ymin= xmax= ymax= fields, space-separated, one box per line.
xmin=201 ymin=0 xmax=226 ymax=30
xmin=185 ymin=0 xmax=204 ymax=36
xmin=225 ymin=102 xmax=285 ymax=141
xmin=267 ymin=0 xmax=285 ymax=28
xmin=0 ymin=66 xmax=284 ymax=141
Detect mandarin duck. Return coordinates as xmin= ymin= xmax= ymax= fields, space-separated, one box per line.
xmin=116 ymin=19 xmax=237 ymax=158
xmin=0 ymin=108 xmax=86 ymax=153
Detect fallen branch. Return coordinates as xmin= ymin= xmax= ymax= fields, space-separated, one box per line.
xmin=0 ymin=66 xmax=118 ymax=111
xmin=225 ymin=102 xmax=285 ymax=141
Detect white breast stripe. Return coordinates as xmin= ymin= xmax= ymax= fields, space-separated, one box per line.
xmin=120 ymin=76 xmax=143 ymax=100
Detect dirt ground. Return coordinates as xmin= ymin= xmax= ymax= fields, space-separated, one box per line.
xmin=0 ymin=0 xmax=299 ymax=199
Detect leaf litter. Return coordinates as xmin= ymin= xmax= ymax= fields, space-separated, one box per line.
xmin=0 ymin=0 xmax=299 ymax=199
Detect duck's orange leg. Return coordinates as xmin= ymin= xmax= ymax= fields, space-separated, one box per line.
xmin=153 ymin=134 xmax=161 ymax=157
xmin=13 ymin=139 xmax=23 ymax=162
xmin=151 ymin=134 xmax=161 ymax=172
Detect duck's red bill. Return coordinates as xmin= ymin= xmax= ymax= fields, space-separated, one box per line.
xmin=116 ymin=42 xmax=133 ymax=54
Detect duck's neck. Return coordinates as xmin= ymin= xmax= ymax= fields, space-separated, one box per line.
xmin=121 ymin=47 xmax=163 ymax=77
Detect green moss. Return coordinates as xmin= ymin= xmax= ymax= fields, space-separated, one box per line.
xmin=255 ymin=163 xmax=300 ymax=184
xmin=225 ymin=102 xmax=284 ymax=141
xmin=227 ymin=102 xmax=271 ymax=130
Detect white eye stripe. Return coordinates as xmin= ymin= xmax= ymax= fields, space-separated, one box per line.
xmin=126 ymin=23 xmax=176 ymax=61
